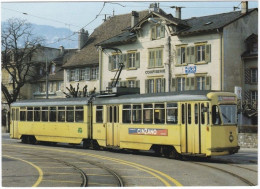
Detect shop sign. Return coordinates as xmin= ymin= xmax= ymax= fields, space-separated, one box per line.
xmin=185 ymin=66 xmax=196 ymax=74
xmin=145 ymin=69 xmax=165 ymax=74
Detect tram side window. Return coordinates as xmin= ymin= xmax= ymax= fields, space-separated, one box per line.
xmin=34 ymin=107 xmax=41 ymax=121
xmin=143 ymin=104 xmax=153 ymax=124
xmin=96 ymin=106 xmax=103 ymax=123
xmin=75 ymin=106 xmax=84 ymax=122
xmin=42 ymin=107 xmax=48 ymax=121
xmin=212 ymin=105 xmax=220 ymax=125
xmin=195 ymin=104 xmax=198 ymax=124
xmin=154 ymin=104 xmax=165 ymax=124
xmin=50 ymin=107 xmax=57 ymax=122
xmin=66 ymin=107 xmax=74 ymax=122
xmin=27 ymin=107 xmax=33 ymax=121
xmin=181 ymin=104 xmax=185 ymax=124
xmin=58 ymin=107 xmax=65 ymax=122
xmin=167 ymin=103 xmax=178 ymax=124
xmin=188 ymin=104 xmax=191 ymax=124
xmin=201 ymin=104 xmax=205 ymax=125
xmin=20 ymin=108 xmax=26 ymax=121
xmin=133 ymin=105 xmax=141 ymax=123
xmin=123 ymin=105 xmax=131 ymax=123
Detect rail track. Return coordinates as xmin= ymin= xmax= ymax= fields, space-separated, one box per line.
xmin=3 ymin=149 xmax=124 ymax=187
xmin=185 ymin=157 xmax=257 ymax=186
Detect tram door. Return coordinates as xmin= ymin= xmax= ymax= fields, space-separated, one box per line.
xmin=11 ymin=108 xmax=19 ymax=139
xmin=106 ymin=106 xmax=120 ymax=147
xmin=181 ymin=103 xmax=203 ymax=154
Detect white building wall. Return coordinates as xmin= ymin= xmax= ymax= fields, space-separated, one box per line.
xmin=171 ymin=33 xmax=222 ymax=90
xmin=101 ymin=22 xmax=169 ymax=94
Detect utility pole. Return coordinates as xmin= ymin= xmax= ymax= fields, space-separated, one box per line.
xmin=45 ymin=55 xmax=49 ymax=99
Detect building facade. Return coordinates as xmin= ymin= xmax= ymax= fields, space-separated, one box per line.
xmin=98 ymin=4 xmax=258 ymax=96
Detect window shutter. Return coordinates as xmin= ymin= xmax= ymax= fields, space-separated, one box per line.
xmin=75 ymin=69 xmax=79 ymax=81
xmin=123 ymin=54 xmax=127 ymax=69
xmin=186 ymin=47 xmax=190 ymax=64
xmin=190 ymin=77 xmax=195 ymax=90
xmin=149 ymin=51 xmax=155 ymax=68
xmin=160 ymin=26 xmax=165 ymax=38
xmin=176 ymin=47 xmax=181 ymax=65
xmin=190 ymin=46 xmax=195 ymax=64
xmin=205 ymin=76 xmax=211 ymax=90
xmin=151 ymin=26 xmax=156 ymax=40
xmin=171 ymin=78 xmax=176 ymax=91
xmin=205 ymin=44 xmax=211 ymax=63
xmin=96 ymin=67 xmax=99 ymax=80
xmin=109 ymin=56 xmax=112 ymax=71
xmin=161 ymin=78 xmax=165 ymax=92
xmin=186 ymin=77 xmax=190 ymax=90
xmin=244 ymin=68 xmax=251 ymax=84
xmin=67 ymin=70 xmax=70 ymax=82
xmin=126 ymin=54 xmax=130 ymax=69
xmin=195 ymin=46 xmax=198 ymax=63
xmin=135 ymin=80 xmax=140 ymax=88
xmin=135 ymin=52 xmax=140 ymax=68
xmin=145 ymin=79 xmax=149 ymax=93
xmin=85 ymin=68 xmax=90 ymax=81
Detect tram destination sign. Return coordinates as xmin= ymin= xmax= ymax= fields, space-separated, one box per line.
xmin=128 ymin=128 xmax=168 ymax=136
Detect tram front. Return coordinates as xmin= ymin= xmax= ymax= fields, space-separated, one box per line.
xmin=207 ymin=92 xmax=240 ymax=156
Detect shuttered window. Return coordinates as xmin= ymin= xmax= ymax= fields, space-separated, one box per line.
xmin=175 ymin=44 xmax=211 ymax=65
xmin=151 ymin=25 xmax=165 ymax=40
xmin=148 ymin=48 xmax=163 ymax=68
xmin=145 ymin=78 xmax=165 ymax=94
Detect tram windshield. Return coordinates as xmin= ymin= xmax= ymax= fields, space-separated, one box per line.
xmin=219 ymin=105 xmax=237 ymax=125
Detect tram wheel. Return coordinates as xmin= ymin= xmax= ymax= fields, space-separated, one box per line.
xmin=28 ymin=136 xmax=37 ymax=144
xmin=21 ymin=136 xmax=27 ymax=144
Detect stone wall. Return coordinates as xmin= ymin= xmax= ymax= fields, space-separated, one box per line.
xmin=238 ymin=133 xmax=258 ymax=148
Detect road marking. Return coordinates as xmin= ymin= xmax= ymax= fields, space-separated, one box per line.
xmin=3 ymin=155 xmax=43 ymax=187
xmin=88 ymin=182 xmax=117 ymax=186
xmin=44 ymin=172 xmax=77 ymax=175
xmin=3 ymin=144 xmax=183 ymax=186
xmin=40 ymin=167 xmax=74 ymax=169
xmin=42 ymin=179 xmax=81 ymax=184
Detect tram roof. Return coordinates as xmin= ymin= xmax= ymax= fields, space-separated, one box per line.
xmin=94 ymin=90 xmax=211 ymax=105
xmin=11 ymin=97 xmax=90 ymax=107
xmin=11 ymin=90 xmax=231 ymax=107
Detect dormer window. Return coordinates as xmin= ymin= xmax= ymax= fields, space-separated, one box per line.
xmin=252 ymin=42 xmax=258 ymax=54
xmin=50 ymin=64 xmax=56 ymax=74
xmin=151 ymin=25 xmax=165 ymax=40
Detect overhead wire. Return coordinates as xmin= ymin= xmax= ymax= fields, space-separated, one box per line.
xmin=2 ymin=7 xmax=82 ymax=29
xmin=46 ymin=2 xmax=106 ymax=46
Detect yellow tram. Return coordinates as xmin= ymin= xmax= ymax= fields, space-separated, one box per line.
xmin=10 ymin=91 xmax=240 ymax=158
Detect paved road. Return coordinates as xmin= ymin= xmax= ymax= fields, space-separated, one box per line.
xmin=2 ymin=133 xmax=258 ymax=187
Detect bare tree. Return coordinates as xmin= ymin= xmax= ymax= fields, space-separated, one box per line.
xmin=1 ymin=18 xmax=44 ymax=108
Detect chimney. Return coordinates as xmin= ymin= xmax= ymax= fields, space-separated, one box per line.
xmin=131 ymin=11 xmax=139 ymax=28
xmin=175 ymin=7 xmax=182 ymax=19
xmin=59 ymin=45 xmax=64 ymax=55
xmin=149 ymin=3 xmax=159 ymax=13
xmin=241 ymin=1 xmax=248 ymax=14
xmin=78 ymin=29 xmax=89 ymax=50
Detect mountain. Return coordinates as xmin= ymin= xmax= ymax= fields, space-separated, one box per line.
xmin=1 ymin=21 xmax=78 ymax=49
xmin=31 ymin=24 xmax=78 ymax=49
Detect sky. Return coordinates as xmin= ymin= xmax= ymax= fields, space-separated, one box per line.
xmin=1 ymin=0 xmax=258 ymax=47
